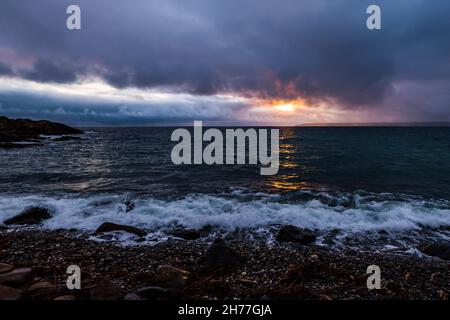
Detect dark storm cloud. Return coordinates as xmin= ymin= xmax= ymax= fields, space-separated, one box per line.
xmin=21 ymin=58 xmax=79 ymax=83
xmin=0 ymin=0 xmax=449 ymax=119
xmin=0 ymin=63 xmax=13 ymax=76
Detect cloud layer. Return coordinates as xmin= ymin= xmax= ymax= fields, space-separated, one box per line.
xmin=0 ymin=0 xmax=449 ymax=124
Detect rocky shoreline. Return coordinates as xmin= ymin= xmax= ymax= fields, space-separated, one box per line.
xmin=0 ymin=227 xmax=449 ymax=300
xmin=0 ymin=116 xmax=83 ymax=148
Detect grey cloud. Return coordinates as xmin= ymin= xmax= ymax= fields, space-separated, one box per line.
xmin=20 ymin=58 xmax=79 ymax=83
xmin=0 ymin=0 xmax=449 ymax=120
xmin=0 ymin=63 xmax=13 ymax=76
xmin=0 ymin=90 xmax=250 ymax=125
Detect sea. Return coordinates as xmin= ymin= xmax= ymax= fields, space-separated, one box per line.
xmin=1 ymin=127 xmax=449 ymax=252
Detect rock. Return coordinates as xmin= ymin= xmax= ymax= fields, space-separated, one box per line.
xmin=0 ymin=263 xmax=14 ymax=274
xmin=27 ymin=281 xmax=55 ymax=296
xmin=0 ymin=284 xmax=23 ymax=300
xmin=276 ymin=226 xmax=316 ymax=245
xmin=89 ymin=281 xmax=125 ymax=300
xmin=4 ymin=207 xmax=51 ymax=225
xmin=124 ymin=292 xmax=146 ymax=300
xmin=0 ymin=268 xmax=33 ymax=286
xmin=419 ymin=243 xmax=450 ymax=260
xmin=168 ymin=228 xmax=201 ymax=240
xmin=0 ymin=116 xmax=83 ymax=145
xmin=124 ymin=201 xmax=135 ymax=213
xmin=153 ymin=265 xmax=190 ymax=290
xmin=136 ymin=286 xmax=168 ymax=300
xmin=54 ymin=295 xmax=76 ymax=300
xmin=203 ymin=239 xmax=244 ymax=272
xmin=95 ymin=222 xmax=147 ymax=237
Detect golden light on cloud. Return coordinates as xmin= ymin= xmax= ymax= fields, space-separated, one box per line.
xmin=274 ymin=103 xmax=295 ymax=112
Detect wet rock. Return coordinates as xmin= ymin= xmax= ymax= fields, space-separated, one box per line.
xmin=276 ymin=226 xmax=316 ymax=245
xmin=0 ymin=263 xmax=14 ymax=274
xmin=124 ymin=292 xmax=146 ymax=300
xmin=203 ymin=239 xmax=244 ymax=272
xmin=168 ymin=228 xmax=200 ymax=240
xmin=4 ymin=207 xmax=51 ymax=225
xmin=153 ymin=265 xmax=190 ymax=290
xmin=419 ymin=243 xmax=450 ymax=260
xmin=0 ymin=284 xmax=23 ymax=300
xmin=27 ymin=281 xmax=55 ymax=296
xmin=124 ymin=201 xmax=135 ymax=213
xmin=198 ymin=225 xmax=215 ymax=237
xmin=95 ymin=222 xmax=147 ymax=237
xmin=136 ymin=286 xmax=168 ymax=300
xmin=89 ymin=281 xmax=125 ymax=300
xmin=0 ymin=268 xmax=33 ymax=286
xmin=54 ymin=295 xmax=76 ymax=300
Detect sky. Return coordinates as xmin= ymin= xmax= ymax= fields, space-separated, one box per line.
xmin=0 ymin=0 xmax=449 ymax=126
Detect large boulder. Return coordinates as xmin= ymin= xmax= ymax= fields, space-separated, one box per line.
xmin=419 ymin=243 xmax=450 ymax=260
xmin=95 ymin=222 xmax=147 ymax=237
xmin=152 ymin=265 xmax=190 ymax=290
xmin=0 ymin=284 xmax=23 ymax=300
xmin=4 ymin=207 xmax=51 ymax=225
xmin=54 ymin=295 xmax=77 ymax=300
xmin=27 ymin=281 xmax=56 ymax=297
xmin=0 ymin=268 xmax=33 ymax=286
xmin=276 ymin=226 xmax=316 ymax=245
xmin=168 ymin=228 xmax=200 ymax=240
xmin=203 ymin=239 xmax=244 ymax=272
xmin=0 ymin=263 xmax=14 ymax=274
xmin=89 ymin=281 xmax=125 ymax=300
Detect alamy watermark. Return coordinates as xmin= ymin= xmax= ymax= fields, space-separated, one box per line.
xmin=171 ymin=121 xmax=279 ymax=176
xmin=366 ymin=265 xmax=381 ymax=290
xmin=65 ymin=4 xmax=381 ymax=31
xmin=66 ymin=264 xmax=81 ymax=290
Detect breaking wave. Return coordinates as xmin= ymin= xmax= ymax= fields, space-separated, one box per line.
xmin=0 ymin=191 xmax=449 ymax=234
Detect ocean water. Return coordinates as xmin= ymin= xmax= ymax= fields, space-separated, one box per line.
xmin=1 ymin=127 xmax=450 ymax=249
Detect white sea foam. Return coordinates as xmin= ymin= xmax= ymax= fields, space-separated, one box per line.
xmin=0 ymin=193 xmax=449 ymax=234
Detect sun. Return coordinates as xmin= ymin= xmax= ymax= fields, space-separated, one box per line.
xmin=274 ymin=103 xmax=295 ymax=112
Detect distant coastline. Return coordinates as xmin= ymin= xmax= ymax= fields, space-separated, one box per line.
xmin=298 ymin=122 xmax=450 ymax=127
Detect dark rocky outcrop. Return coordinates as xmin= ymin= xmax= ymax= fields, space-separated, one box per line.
xmin=0 ymin=116 xmax=83 ymax=147
xmin=4 ymin=207 xmax=51 ymax=225
xmin=276 ymin=225 xmax=317 ymax=245
xmin=203 ymin=239 xmax=244 ymax=272
xmin=419 ymin=243 xmax=450 ymax=260
xmin=95 ymin=222 xmax=147 ymax=237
